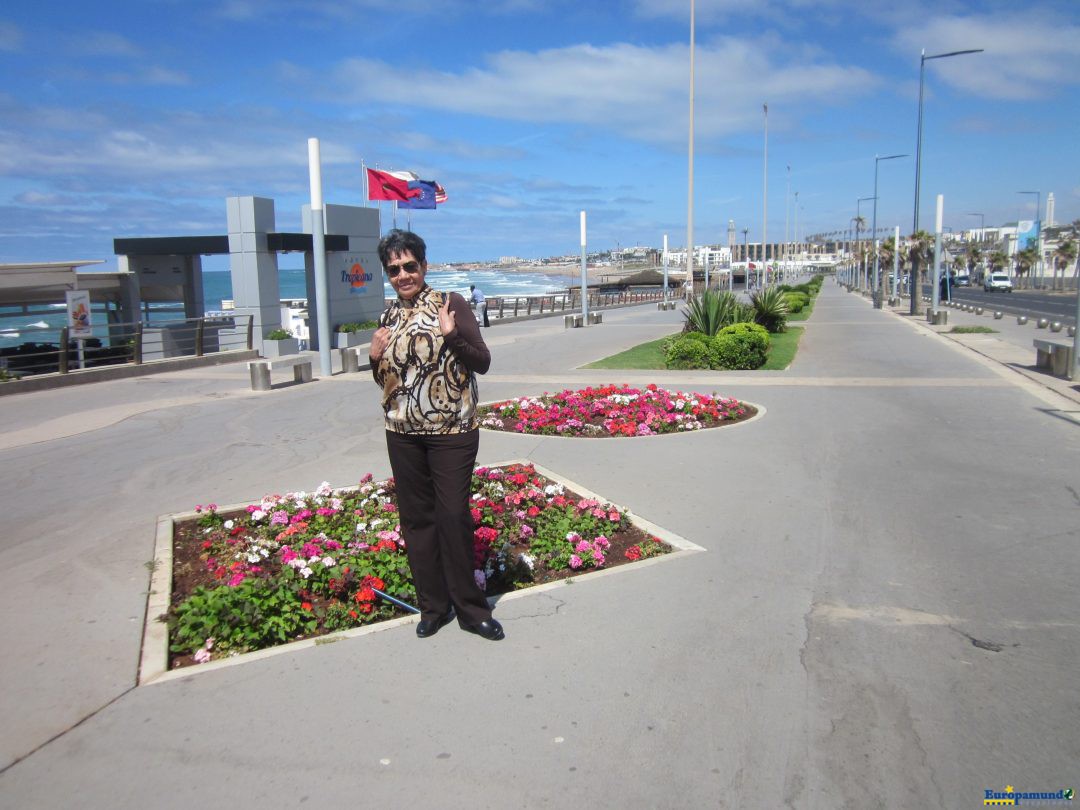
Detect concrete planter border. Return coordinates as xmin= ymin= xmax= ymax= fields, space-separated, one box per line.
xmin=139 ymin=460 xmax=705 ymax=685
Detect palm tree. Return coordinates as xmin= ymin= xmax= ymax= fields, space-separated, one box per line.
xmin=965 ymin=243 xmax=982 ymax=282
xmin=1054 ymin=238 xmax=1078 ymax=291
xmin=989 ymin=250 xmax=1008 ymax=273
xmin=1015 ymin=245 xmax=1038 ymax=289
xmin=851 ymin=216 xmax=867 ymax=287
xmin=907 ymin=230 xmax=933 ymax=314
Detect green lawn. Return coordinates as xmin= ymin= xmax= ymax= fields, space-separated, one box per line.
xmin=584 ymin=326 xmax=804 ymax=370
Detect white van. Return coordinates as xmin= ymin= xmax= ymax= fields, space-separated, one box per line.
xmin=984 ymin=272 xmax=1013 ymax=292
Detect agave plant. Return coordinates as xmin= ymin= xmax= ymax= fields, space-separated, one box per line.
xmin=682 ymin=290 xmax=752 ymax=336
xmin=749 ymin=286 xmax=789 ymax=333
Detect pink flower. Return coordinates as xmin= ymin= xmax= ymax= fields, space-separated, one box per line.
xmin=193 ymin=648 xmax=211 ymax=664
xmin=575 ymin=539 xmax=591 ymax=553
xmin=569 ymin=554 xmax=583 ymax=569
xmin=591 ymin=550 xmax=606 ymax=565
xmin=270 ymin=510 xmax=289 ymax=526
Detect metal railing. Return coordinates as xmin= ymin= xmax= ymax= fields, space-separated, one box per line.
xmin=483 ymin=288 xmax=670 ymax=320
xmin=0 ymin=315 xmax=253 ymax=379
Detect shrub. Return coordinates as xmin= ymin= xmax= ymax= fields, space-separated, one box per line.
xmin=336 ymin=320 xmax=379 ymax=333
xmin=266 ymin=328 xmax=292 ymax=340
xmin=683 ymin=290 xmax=753 ymax=336
xmin=750 ymin=287 xmax=789 ymax=333
xmin=783 ymin=291 xmax=809 ymax=313
xmin=665 ymin=335 xmax=711 ymax=369
xmin=711 ymin=322 xmax=770 ymax=370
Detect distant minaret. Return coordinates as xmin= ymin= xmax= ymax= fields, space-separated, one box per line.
xmin=1046 ymin=192 xmax=1055 ymax=227
xmin=727 ymin=219 xmax=736 ymax=257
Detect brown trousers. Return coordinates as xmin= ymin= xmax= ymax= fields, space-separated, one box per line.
xmin=385 ymin=429 xmax=493 ymax=626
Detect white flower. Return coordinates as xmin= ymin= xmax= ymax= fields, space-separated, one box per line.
xmin=322 ymin=556 xmax=336 ymax=567
xmin=299 ymin=567 xmax=313 ymax=579
xmin=223 ymin=520 xmax=234 ymax=530
xmin=246 ymin=553 xmax=261 ymax=563
xmin=316 ymin=481 xmax=333 ymax=497
xmin=520 ymin=553 xmax=536 ymax=570
xmin=251 ymin=509 xmax=266 ymax=521
xmin=356 ymin=522 xmax=368 ymax=533
xmin=370 ymin=518 xmax=384 ymax=528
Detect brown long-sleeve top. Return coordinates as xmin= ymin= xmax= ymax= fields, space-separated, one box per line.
xmin=371 ymin=286 xmax=491 ymax=434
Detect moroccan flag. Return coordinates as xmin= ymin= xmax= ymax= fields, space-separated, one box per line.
xmin=399 ymin=180 xmax=437 ymax=210
xmin=367 ymin=168 xmax=416 ymax=202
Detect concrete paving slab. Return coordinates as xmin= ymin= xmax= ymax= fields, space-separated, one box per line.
xmin=1 ymin=281 xmax=1078 ymax=807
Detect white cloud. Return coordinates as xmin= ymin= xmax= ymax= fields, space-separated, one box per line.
xmin=70 ymin=30 xmax=143 ymax=58
xmin=322 ymin=37 xmax=878 ymax=145
xmin=0 ymin=20 xmax=23 ymax=52
xmin=892 ymin=13 xmax=1080 ymax=99
xmin=102 ymin=66 xmax=192 ymax=86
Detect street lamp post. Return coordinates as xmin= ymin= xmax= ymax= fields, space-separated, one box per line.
xmin=686 ymin=0 xmax=695 ymax=300
xmin=1018 ymin=191 xmax=1041 ymax=289
xmin=872 ymin=153 xmax=908 ymax=307
xmin=762 ymin=103 xmax=768 ymax=290
xmin=912 ymin=46 xmax=983 ymax=314
xmin=967 ymin=212 xmax=984 ymax=242
xmin=793 ymin=191 xmax=799 ymax=279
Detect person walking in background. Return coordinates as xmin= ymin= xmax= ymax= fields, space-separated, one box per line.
xmin=369 ymin=229 xmax=504 ymax=642
xmin=469 ymin=284 xmax=490 ymax=327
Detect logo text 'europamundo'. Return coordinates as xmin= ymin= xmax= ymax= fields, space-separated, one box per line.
xmin=984 ymin=785 xmax=1074 ymax=805
xmin=343 ymin=263 xmax=373 ymax=294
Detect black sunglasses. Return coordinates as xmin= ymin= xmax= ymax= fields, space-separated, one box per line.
xmin=385 ymin=260 xmax=421 ymax=278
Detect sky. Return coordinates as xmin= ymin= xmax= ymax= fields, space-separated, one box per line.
xmin=1 ymin=0 xmax=1078 ymax=267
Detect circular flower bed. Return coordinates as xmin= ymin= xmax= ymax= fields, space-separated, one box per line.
xmin=168 ymin=464 xmax=669 ymax=668
xmin=478 ymin=383 xmax=755 ymax=437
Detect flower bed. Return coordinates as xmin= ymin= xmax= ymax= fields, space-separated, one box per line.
xmin=167 ymin=463 xmax=669 ymax=669
xmin=478 ymin=383 xmax=755 ymax=437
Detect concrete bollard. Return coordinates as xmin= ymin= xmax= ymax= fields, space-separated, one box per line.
xmin=975 ymin=307 xmax=984 ymax=315
xmin=1017 ymin=315 xmax=1028 ymax=325
xmin=994 ymin=311 xmax=1003 ymax=319
xmin=1050 ymin=322 xmax=1063 ymax=333
xmin=1037 ymin=318 xmax=1049 ymax=329
xmin=564 ymin=314 xmax=583 ymax=329
xmin=587 ymin=311 xmax=603 ymax=325
xmin=1068 ymin=326 xmax=1077 ymax=338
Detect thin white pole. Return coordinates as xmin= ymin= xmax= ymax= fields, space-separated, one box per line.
xmin=308 ymin=137 xmax=332 ymax=376
xmin=663 ymin=233 xmax=669 ymax=304
xmin=686 ymin=0 xmax=695 ymax=300
xmin=893 ymin=225 xmax=901 ymax=300
xmin=580 ymin=211 xmax=589 ymax=324
xmin=931 ymin=194 xmax=943 ymax=314
xmin=762 ymin=102 xmax=768 ymax=289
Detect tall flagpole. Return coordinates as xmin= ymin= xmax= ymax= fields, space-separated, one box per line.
xmin=762 ymin=103 xmax=768 ymax=289
xmin=685 ymin=0 xmax=695 ymax=300
xmin=361 ymin=159 xmax=368 ymax=207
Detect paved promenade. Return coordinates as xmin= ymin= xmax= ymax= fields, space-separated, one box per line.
xmin=1 ymin=283 xmax=1077 ymax=808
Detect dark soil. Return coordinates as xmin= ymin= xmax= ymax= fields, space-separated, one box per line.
xmin=168 ymin=480 xmax=668 ymax=669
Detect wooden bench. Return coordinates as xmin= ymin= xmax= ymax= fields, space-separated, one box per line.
xmin=1033 ymin=338 xmax=1075 ymax=377
xmin=247 ymin=354 xmax=313 ymax=391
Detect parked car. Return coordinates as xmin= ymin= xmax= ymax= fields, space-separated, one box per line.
xmin=954 ymin=274 xmax=971 ymax=287
xmin=984 ymin=272 xmax=1013 ymax=292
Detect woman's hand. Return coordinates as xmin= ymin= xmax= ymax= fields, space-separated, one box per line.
xmin=369 ymin=327 xmax=391 ymax=361
xmin=438 ymin=295 xmax=457 ymax=336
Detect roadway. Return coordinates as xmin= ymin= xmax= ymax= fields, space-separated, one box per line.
xmin=924 ymin=285 xmax=1077 ymax=326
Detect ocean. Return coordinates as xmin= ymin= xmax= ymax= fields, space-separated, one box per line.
xmin=0 ymin=266 xmax=570 ymax=349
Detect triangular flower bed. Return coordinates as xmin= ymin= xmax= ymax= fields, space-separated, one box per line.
xmin=141 ymin=462 xmax=701 ymax=683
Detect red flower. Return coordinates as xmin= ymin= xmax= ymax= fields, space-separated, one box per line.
xmin=625 ymin=546 xmax=642 ymax=561
xmin=302 ymin=602 xmax=313 ymax=611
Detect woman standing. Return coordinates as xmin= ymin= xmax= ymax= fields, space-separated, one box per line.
xmin=369 ymin=229 xmax=504 ymax=641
